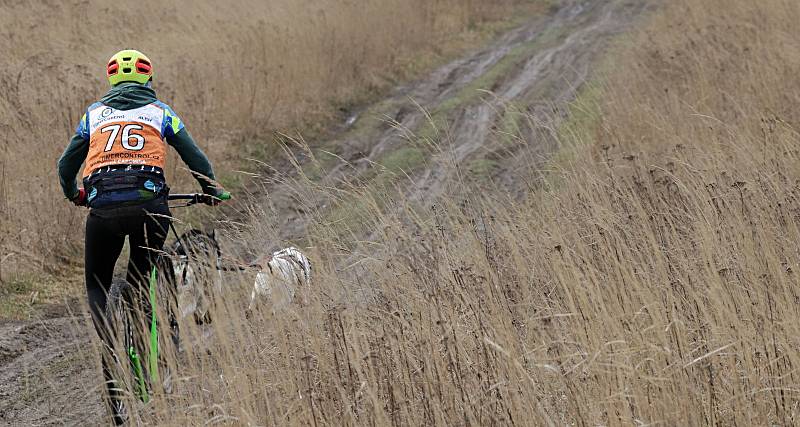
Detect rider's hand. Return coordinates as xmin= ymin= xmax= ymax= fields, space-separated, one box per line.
xmin=206 ymin=190 xmax=231 ymax=206
xmin=70 ymin=189 xmax=87 ymax=207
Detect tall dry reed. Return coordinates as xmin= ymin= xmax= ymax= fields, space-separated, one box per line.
xmin=0 ymin=0 xmax=530 ymax=276
xmin=87 ymin=0 xmax=800 ymax=424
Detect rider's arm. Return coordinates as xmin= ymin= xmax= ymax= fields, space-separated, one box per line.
xmin=167 ymin=128 xmax=222 ymax=196
xmin=57 ymin=114 xmax=90 ymax=200
xmin=161 ymin=105 xmax=222 ymax=196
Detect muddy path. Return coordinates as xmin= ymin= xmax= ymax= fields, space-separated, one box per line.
xmin=259 ymin=0 xmax=655 ymax=245
xmin=0 ymin=1 xmax=653 ymax=425
xmin=0 ymin=312 xmax=103 ymax=425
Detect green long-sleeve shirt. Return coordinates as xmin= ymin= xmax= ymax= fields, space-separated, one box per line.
xmin=57 ymin=82 xmax=220 ymax=199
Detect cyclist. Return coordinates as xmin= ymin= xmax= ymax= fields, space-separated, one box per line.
xmin=57 ymin=49 xmax=230 ymax=424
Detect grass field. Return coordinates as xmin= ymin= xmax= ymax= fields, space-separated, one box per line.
xmin=6 ymin=0 xmax=800 ymax=424
xmin=127 ymin=0 xmax=800 ymax=424
xmin=0 ymin=0 xmax=542 ymax=292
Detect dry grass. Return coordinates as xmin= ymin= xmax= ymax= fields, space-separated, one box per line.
xmin=0 ymin=0 xmax=540 ymax=279
xmin=83 ymin=0 xmax=800 ymax=425
xmin=11 ymin=0 xmax=800 ymax=424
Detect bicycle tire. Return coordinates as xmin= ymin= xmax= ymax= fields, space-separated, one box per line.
xmin=104 ymin=263 xmax=180 ymax=401
xmin=105 ymin=278 xmax=135 ymax=356
xmin=104 ymin=279 xmax=144 ymax=400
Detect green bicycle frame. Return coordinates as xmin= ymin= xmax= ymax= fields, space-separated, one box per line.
xmin=129 ymin=346 xmax=148 ymax=403
xmin=127 ymin=265 xmax=160 ymax=403
xmin=148 ymin=266 xmax=159 ymax=386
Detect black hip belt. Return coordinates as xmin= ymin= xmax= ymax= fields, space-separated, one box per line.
xmin=89 ymin=196 xmax=171 ymax=219
xmin=85 ymin=170 xmax=166 ymax=193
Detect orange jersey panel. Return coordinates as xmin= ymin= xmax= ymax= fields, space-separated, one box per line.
xmin=83 ymin=121 xmax=167 ymax=177
xmin=82 ymin=103 xmax=169 ymax=177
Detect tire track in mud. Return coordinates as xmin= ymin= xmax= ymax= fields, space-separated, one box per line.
xmin=0 ymin=316 xmax=102 ymax=426
xmin=262 ymin=0 xmax=655 ymax=242
xmin=0 ymin=1 xmax=653 ymax=425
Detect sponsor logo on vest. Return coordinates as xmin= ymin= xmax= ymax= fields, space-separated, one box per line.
xmin=95 ymin=152 xmax=161 ymax=162
xmin=137 ymin=115 xmax=158 ymax=126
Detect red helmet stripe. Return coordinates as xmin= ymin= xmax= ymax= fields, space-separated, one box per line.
xmin=135 ymin=59 xmax=152 ymax=75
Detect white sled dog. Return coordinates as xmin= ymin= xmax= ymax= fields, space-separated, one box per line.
xmin=169 ymin=230 xmax=312 ymax=320
xmin=248 ymin=247 xmax=312 ymax=311
xmin=169 ymin=230 xmax=222 ymax=323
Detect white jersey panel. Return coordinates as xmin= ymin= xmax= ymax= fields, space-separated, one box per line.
xmin=87 ymin=104 xmax=165 ymax=137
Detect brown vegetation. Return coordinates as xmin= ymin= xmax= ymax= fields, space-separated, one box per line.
xmin=0 ymin=0 xmax=537 ymax=279
xmin=105 ymin=0 xmax=800 ymax=424
xmin=8 ymin=0 xmax=800 ymax=424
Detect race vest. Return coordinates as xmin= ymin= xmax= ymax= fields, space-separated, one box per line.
xmin=82 ymin=103 xmax=168 ymax=177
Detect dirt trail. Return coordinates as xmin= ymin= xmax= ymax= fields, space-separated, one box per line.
xmin=0 ymin=314 xmax=103 ymax=425
xmin=263 ymin=0 xmax=653 ymax=243
xmin=0 ymin=1 xmax=652 ymax=425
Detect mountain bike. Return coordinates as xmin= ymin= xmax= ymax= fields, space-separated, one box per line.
xmin=104 ymin=193 xmax=224 ymax=405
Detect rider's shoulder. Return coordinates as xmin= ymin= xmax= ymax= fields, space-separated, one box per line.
xmin=85 ymin=101 xmax=105 ymax=112
xmin=151 ymin=100 xmax=178 ymax=114
xmin=150 ymin=100 xmax=184 ymax=135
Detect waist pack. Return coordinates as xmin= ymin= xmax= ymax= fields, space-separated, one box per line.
xmin=84 ymin=168 xmax=168 ymax=210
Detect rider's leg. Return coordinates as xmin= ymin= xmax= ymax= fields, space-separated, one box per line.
xmin=85 ymin=214 xmax=126 ymax=330
xmin=84 ymin=212 xmax=127 ymax=422
xmin=125 ymin=211 xmax=170 ymax=292
xmin=124 ymin=210 xmax=171 ymax=352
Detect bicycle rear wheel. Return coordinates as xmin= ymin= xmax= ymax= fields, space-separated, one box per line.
xmin=105 ymin=261 xmax=180 ymax=401
xmin=105 ymin=279 xmax=149 ymax=401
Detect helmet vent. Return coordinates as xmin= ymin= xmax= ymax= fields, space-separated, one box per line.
xmin=107 ymin=50 xmax=151 ymax=84
xmin=135 ymin=59 xmax=152 ymax=74
xmin=107 ymin=60 xmax=119 ymax=76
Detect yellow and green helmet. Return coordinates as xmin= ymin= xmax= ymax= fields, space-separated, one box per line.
xmin=106 ymin=49 xmax=153 ymax=86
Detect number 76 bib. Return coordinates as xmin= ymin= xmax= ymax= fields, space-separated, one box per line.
xmin=82 ymin=103 xmax=169 ymax=177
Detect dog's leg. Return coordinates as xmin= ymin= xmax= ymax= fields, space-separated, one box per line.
xmin=246 ymin=281 xmax=258 ymax=319
xmin=248 ymin=288 xmax=257 ymax=311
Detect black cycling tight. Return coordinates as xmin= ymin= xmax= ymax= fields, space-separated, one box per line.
xmin=84 ymin=203 xmax=170 ymax=419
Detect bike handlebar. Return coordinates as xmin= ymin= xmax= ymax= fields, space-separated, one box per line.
xmin=168 ymin=193 xmax=220 ymax=206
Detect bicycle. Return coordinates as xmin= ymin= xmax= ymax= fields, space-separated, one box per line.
xmin=104 ymin=193 xmax=226 ymax=406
